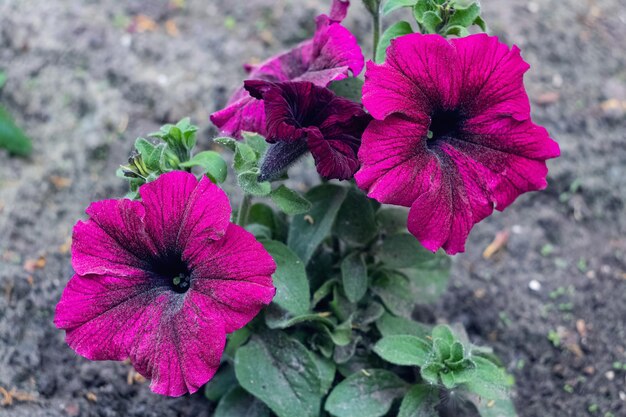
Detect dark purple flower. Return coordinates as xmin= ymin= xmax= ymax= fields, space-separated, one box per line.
xmin=244 ymin=80 xmax=370 ymax=181
xmin=55 ymin=171 xmax=276 ymax=396
xmin=210 ymin=0 xmax=363 ymax=138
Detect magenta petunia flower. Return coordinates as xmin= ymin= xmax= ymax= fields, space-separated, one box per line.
xmin=244 ymin=80 xmax=371 ymax=181
xmin=54 ymin=171 xmax=276 ymax=396
xmin=210 ymin=0 xmax=363 ymax=138
xmin=355 ymin=33 xmax=560 ymax=254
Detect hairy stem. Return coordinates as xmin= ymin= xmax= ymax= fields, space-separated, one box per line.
xmin=236 ymin=193 xmax=252 ymax=227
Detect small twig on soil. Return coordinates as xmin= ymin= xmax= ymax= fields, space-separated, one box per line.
xmin=0 ymin=386 xmax=37 ymax=407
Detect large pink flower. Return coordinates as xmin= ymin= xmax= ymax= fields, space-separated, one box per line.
xmin=54 ymin=171 xmax=276 ymax=396
xmin=355 ymin=34 xmax=560 ymax=254
xmin=210 ymin=0 xmax=363 ymax=138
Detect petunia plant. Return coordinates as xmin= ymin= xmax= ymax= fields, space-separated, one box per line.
xmin=55 ymin=1 xmax=559 ymax=416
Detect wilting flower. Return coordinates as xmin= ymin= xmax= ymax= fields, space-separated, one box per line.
xmin=210 ymin=0 xmax=363 ymax=138
xmin=355 ymin=34 xmax=560 ymax=254
xmin=55 ymin=171 xmax=276 ymax=396
xmin=245 ymin=80 xmax=371 ymax=181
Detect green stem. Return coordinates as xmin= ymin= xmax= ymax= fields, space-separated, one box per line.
xmin=372 ymin=7 xmax=381 ymax=60
xmin=236 ymin=193 xmax=252 ymax=226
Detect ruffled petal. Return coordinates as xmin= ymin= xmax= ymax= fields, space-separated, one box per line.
xmin=210 ymin=6 xmax=363 ymax=138
xmin=55 ymin=273 xmax=226 ymax=397
xmin=185 ymin=224 xmax=276 ymax=333
xmin=355 ymin=114 xmax=438 ymax=206
xmin=452 ymin=34 xmax=530 ymax=121
xmin=363 ymin=34 xmax=459 ymax=120
xmin=71 ymin=199 xmax=156 ymax=278
xmin=307 ymin=129 xmax=360 ymax=180
xmin=139 ymin=171 xmax=231 ymax=258
xmin=210 ymin=95 xmax=266 ymax=138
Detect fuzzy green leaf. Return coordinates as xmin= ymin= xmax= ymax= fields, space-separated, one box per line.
xmin=270 ymin=185 xmax=312 ymax=215
xmin=376 ymin=313 xmax=431 ymax=339
xmin=237 ymin=169 xmax=271 ymax=196
xmin=341 ymin=252 xmax=368 ymax=303
xmin=262 ymin=240 xmax=310 ymax=317
xmin=463 ymin=356 xmax=511 ymax=400
xmin=329 ymin=77 xmax=364 ymax=102
xmin=421 ymin=10 xmax=443 ymax=33
xmin=325 ymin=369 xmax=408 ymax=417
xmin=376 ymin=21 xmax=414 ymax=63
xmin=334 ymin=187 xmax=378 ymax=246
xmin=448 ymin=3 xmax=481 ymax=28
xmin=288 ymin=184 xmax=348 ymax=264
xmin=205 ymin=364 xmax=237 ymax=402
xmin=179 ymin=150 xmax=228 ymax=183
xmin=235 ymin=332 xmax=323 ymax=417
xmin=398 ymin=384 xmax=439 ymax=417
xmin=214 ymin=386 xmax=270 ymax=417
xmin=383 ymin=0 xmax=418 ymax=15
xmin=373 ymin=335 xmax=431 ymax=367
xmin=376 ymin=206 xmax=408 ymax=234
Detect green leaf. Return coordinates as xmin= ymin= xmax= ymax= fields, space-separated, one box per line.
xmin=238 ymin=169 xmax=271 ymax=196
xmin=431 ymin=325 xmax=455 ymax=345
xmin=341 ymin=252 xmax=368 ymax=303
xmin=288 ymin=184 xmax=348 ymax=264
xmin=325 ymin=369 xmax=408 ymax=417
xmin=179 ymin=150 xmax=228 ymax=183
xmin=224 ymin=327 xmax=251 ymax=360
xmin=413 ymin=0 xmax=435 ymax=23
xmin=262 ymin=240 xmax=310 ymax=316
xmin=383 ymin=0 xmax=417 ymax=15
xmin=370 ymin=270 xmax=415 ymax=317
xmin=0 ymin=71 xmax=6 ymax=89
xmin=373 ymin=335 xmax=431 ymax=367
xmin=398 ymin=384 xmax=439 ymax=417
xmin=214 ymin=136 xmax=238 ymax=151
xmin=329 ymin=77 xmax=364 ymax=102
xmin=474 ymin=15 xmax=488 ymax=32
xmin=448 ymin=3 xmax=481 ymax=28
xmin=234 ymin=142 xmax=258 ymax=172
xmin=214 ymin=386 xmax=270 ymax=417
xmin=421 ymin=10 xmax=443 ymax=33
xmin=354 ymin=302 xmax=385 ymax=327
xmin=246 ymin=224 xmax=273 ymax=240
xmin=313 ymin=354 xmax=337 ymax=395
xmin=242 ymin=131 xmax=268 ymax=155
xmin=334 ymin=187 xmax=378 ymax=246
xmin=377 ymin=234 xmax=437 ymax=269
xmin=463 ymin=356 xmax=511 ymax=400
xmin=235 ymin=331 xmax=323 ymax=417
xmin=376 ymin=206 xmax=408 ymax=235
xmin=376 ymin=21 xmax=414 ymax=63
xmin=445 ymin=25 xmax=470 ymax=37
xmin=271 ymin=185 xmax=312 ymax=215
xmin=205 ymin=364 xmax=237 ymax=401
xmin=264 ymin=305 xmax=335 ymax=330
xmin=376 ymin=312 xmax=431 ymax=339
xmin=473 ymin=396 xmax=518 ymax=417
xmin=0 ymin=106 xmax=32 ymax=156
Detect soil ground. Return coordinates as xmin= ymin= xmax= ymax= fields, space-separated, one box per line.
xmin=0 ymin=0 xmax=624 ymax=416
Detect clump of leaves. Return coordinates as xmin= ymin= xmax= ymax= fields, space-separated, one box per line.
xmin=118 ymin=118 xmax=227 ymax=198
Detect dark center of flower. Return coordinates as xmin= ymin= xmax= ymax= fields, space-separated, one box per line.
xmin=152 ymin=255 xmax=193 ymax=294
xmin=171 ymin=272 xmax=191 ymax=294
xmin=427 ymin=109 xmax=463 ymax=143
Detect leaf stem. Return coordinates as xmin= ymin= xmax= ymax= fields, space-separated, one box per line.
xmin=236 ymin=193 xmax=252 ymax=226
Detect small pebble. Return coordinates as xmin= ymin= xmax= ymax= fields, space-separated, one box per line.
xmin=529 ymin=280 xmax=542 ymax=291
xmin=606 ymin=370 xmax=615 ymax=381
xmin=528 ymin=2 xmax=540 ymax=13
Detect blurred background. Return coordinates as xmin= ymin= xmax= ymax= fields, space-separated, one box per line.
xmin=0 ymin=0 xmax=624 ymax=416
